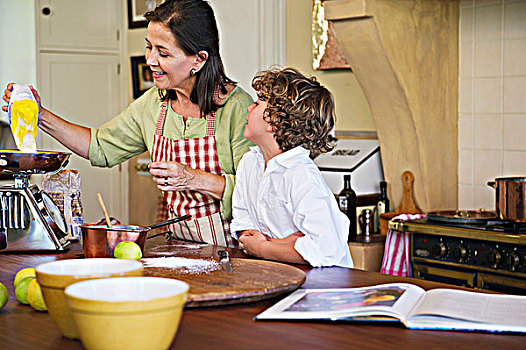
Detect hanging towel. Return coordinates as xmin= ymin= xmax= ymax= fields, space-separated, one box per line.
xmin=380 ymin=213 xmax=426 ymax=277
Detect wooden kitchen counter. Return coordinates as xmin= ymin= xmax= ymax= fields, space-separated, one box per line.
xmin=0 ymin=237 xmax=524 ymax=350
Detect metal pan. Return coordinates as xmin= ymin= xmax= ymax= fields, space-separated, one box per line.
xmin=426 ymin=210 xmax=497 ymax=224
xmin=0 ymin=150 xmax=71 ymax=174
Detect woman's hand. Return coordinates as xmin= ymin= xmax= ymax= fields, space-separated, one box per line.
xmin=2 ymin=83 xmax=43 ymax=115
xmin=149 ymin=161 xmax=197 ymax=191
xmin=3 ymin=83 xmax=91 ymax=159
xmin=1 ymin=83 xmax=13 ymax=113
xmin=149 ymin=161 xmax=226 ymax=200
xmin=28 ymin=85 xmax=43 ymax=116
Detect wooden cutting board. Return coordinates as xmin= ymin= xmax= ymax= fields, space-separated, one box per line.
xmin=142 ymin=257 xmax=306 ymax=307
xmin=379 ymin=170 xmax=422 ymax=235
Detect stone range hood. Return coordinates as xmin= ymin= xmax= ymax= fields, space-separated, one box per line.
xmin=324 ymin=0 xmax=459 ymax=211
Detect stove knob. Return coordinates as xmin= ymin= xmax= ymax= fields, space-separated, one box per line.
xmin=432 ymin=243 xmax=447 ymax=259
xmin=504 ymin=252 xmax=520 ymax=271
xmin=487 ymin=249 xmax=502 ymax=268
xmin=473 ymin=250 xmax=486 ymax=265
xmin=451 ymin=245 xmax=467 ymax=261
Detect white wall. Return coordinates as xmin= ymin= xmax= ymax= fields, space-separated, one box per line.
xmin=0 ymin=0 xmax=285 ymax=117
xmin=459 ymin=0 xmax=526 ymax=210
xmin=211 ymin=0 xmax=286 ymax=99
xmin=0 ymin=0 xmax=37 ymax=125
xmin=286 ymin=0 xmax=374 ymax=132
xmin=126 ymin=0 xmax=286 ymax=102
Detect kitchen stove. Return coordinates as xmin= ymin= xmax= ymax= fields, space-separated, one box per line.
xmin=389 ymin=216 xmax=526 ymax=295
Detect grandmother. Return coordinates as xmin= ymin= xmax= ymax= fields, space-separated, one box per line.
xmin=2 ymin=0 xmax=253 ymax=247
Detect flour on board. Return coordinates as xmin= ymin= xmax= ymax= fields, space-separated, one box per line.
xmin=141 ymin=257 xmax=221 ymax=274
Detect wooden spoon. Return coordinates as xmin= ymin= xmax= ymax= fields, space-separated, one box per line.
xmin=97 ymin=193 xmax=113 ymax=228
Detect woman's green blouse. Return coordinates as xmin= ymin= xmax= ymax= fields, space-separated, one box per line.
xmin=88 ymin=86 xmax=254 ymax=219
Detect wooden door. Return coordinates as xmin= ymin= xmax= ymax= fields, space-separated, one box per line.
xmin=38 ymin=53 xmax=124 ymax=223
xmin=36 ymin=0 xmax=126 ymax=224
xmin=128 ymin=154 xmax=163 ymax=226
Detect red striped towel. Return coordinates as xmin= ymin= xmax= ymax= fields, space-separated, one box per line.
xmin=380 ymin=213 xmax=426 ymax=277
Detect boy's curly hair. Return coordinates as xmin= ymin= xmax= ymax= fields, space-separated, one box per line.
xmin=251 ymin=67 xmax=336 ymax=158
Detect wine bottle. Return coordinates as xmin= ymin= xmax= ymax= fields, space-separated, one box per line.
xmin=338 ymin=174 xmax=357 ymax=241
xmin=375 ymin=181 xmax=390 ymax=233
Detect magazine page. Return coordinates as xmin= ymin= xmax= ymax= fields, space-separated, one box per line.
xmin=256 ymin=283 xmax=426 ymax=322
xmin=405 ymin=288 xmax=526 ymax=332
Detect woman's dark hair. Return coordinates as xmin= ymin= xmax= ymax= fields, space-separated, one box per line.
xmin=144 ymin=0 xmax=235 ymax=117
xmin=252 ymin=67 xmax=336 ymax=158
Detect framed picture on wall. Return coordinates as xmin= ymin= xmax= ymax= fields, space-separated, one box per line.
xmin=127 ymin=0 xmax=164 ymax=29
xmin=312 ymin=0 xmax=351 ymax=71
xmin=131 ymin=56 xmax=154 ymax=99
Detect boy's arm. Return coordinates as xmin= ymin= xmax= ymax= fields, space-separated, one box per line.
xmin=238 ymin=230 xmax=308 ymax=265
xmin=229 ymin=154 xmax=258 ymax=239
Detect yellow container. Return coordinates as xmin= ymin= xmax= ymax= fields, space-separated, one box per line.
xmin=65 ymin=277 xmax=189 ymax=350
xmin=36 ymin=258 xmax=143 ymax=339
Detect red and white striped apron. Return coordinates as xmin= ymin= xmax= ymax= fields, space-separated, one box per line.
xmin=151 ymin=100 xmax=234 ymax=247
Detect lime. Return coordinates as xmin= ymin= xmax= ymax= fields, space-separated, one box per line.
xmin=27 ymin=279 xmax=47 ymax=312
xmin=0 ymin=282 xmax=8 ymax=309
xmin=14 ymin=267 xmax=36 ymax=288
xmin=114 ymin=241 xmax=143 ymax=260
xmin=15 ymin=276 xmax=34 ymax=304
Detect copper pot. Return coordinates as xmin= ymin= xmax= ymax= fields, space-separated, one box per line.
xmin=81 ymin=215 xmax=191 ymax=258
xmin=488 ymin=177 xmax=526 ymax=222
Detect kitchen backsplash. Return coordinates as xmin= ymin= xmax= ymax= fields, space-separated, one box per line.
xmin=459 ymin=0 xmax=526 ymax=210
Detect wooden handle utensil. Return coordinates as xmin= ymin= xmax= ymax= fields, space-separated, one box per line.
xmin=395 ymin=170 xmax=421 ymax=214
xmin=97 ymin=193 xmax=113 ymax=228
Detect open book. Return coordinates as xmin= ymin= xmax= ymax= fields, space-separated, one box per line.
xmin=255 ymin=283 xmax=526 ymax=333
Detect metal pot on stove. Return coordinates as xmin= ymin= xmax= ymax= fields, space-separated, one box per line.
xmin=488 ymin=176 xmax=526 ymax=222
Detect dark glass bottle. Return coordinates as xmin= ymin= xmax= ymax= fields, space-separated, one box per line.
xmin=375 ymin=181 xmax=390 ymax=233
xmin=338 ymin=174 xmax=357 ymax=241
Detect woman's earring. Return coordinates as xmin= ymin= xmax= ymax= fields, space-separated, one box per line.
xmin=190 ymin=68 xmax=197 ymax=76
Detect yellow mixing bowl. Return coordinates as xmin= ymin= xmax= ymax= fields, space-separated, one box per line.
xmin=64 ymin=277 xmax=189 ymax=350
xmin=36 ymin=258 xmax=143 ymax=339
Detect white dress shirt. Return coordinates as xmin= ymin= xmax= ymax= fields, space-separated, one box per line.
xmin=231 ymin=146 xmax=354 ymax=268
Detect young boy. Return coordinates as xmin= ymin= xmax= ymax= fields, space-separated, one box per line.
xmin=230 ymin=68 xmax=353 ymax=268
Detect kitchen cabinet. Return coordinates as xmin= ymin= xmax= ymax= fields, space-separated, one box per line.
xmin=38 ymin=0 xmax=120 ymax=52
xmin=348 ymin=235 xmax=385 ymax=272
xmin=38 ymin=52 xmax=125 ymax=223
xmin=128 ymin=154 xmax=162 ymax=226
xmin=36 ymin=0 xmax=127 ymax=223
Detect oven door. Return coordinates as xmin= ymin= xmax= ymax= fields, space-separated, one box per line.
xmin=477 ymin=273 xmax=526 ymax=295
xmin=413 ymin=262 xmax=526 ymax=294
xmin=413 ymin=262 xmax=475 ymax=288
